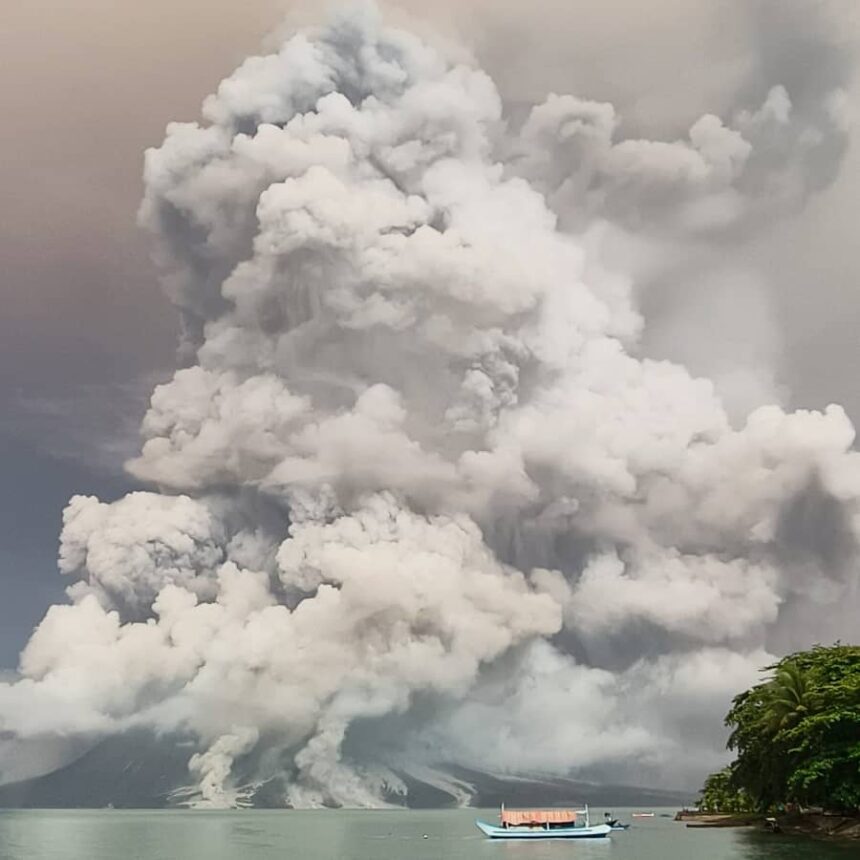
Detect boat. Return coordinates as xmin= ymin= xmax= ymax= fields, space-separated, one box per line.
xmin=632 ymin=812 xmax=655 ymax=818
xmin=475 ymin=805 xmax=611 ymax=839
xmin=602 ymin=812 xmax=630 ymax=830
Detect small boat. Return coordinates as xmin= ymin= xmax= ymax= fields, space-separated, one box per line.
xmin=475 ymin=805 xmax=611 ymax=839
xmin=632 ymin=812 xmax=655 ymax=818
xmin=603 ymin=812 xmax=630 ymax=830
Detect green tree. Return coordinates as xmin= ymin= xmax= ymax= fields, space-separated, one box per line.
xmin=697 ymin=767 xmax=753 ymax=813
xmin=781 ymin=646 xmax=860 ymax=811
xmin=720 ymin=644 xmax=860 ymax=813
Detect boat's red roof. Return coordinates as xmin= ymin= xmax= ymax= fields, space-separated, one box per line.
xmin=501 ymin=809 xmax=577 ymax=825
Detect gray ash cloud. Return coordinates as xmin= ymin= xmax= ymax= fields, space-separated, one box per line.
xmin=0 ymin=1 xmax=857 ymax=806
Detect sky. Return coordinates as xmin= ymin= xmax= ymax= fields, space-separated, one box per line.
xmin=1 ymin=0 xmax=283 ymax=662
xmin=0 ymin=0 xmax=859 ymax=801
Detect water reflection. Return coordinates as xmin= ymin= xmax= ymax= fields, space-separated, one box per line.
xmin=734 ymin=829 xmax=858 ymax=859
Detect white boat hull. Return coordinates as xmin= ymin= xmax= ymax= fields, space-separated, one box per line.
xmin=475 ymin=820 xmax=611 ymax=839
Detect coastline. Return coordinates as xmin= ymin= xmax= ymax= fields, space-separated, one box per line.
xmin=778 ymin=813 xmax=860 ymax=841
xmin=676 ymin=810 xmax=860 ymax=841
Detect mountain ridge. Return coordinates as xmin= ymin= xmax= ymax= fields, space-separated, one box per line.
xmin=0 ymin=731 xmax=693 ymax=809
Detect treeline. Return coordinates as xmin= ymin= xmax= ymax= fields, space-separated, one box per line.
xmin=698 ymin=644 xmax=860 ymax=814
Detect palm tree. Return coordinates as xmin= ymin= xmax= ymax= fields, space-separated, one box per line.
xmin=765 ymin=662 xmax=811 ymax=734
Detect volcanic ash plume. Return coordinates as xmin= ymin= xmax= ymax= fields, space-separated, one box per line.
xmin=1 ymin=2 xmax=858 ymax=806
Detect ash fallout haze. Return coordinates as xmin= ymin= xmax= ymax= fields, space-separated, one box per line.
xmin=0 ymin=0 xmax=859 ymax=808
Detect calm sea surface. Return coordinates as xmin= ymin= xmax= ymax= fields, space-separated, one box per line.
xmin=0 ymin=807 xmax=855 ymax=860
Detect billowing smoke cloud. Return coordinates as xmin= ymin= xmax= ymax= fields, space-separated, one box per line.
xmin=1 ymin=0 xmax=858 ymax=805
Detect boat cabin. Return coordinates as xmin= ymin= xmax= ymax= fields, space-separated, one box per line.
xmin=499 ymin=807 xmax=586 ymax=829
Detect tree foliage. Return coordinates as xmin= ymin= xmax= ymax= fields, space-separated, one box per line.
xmin=696 ymin=767 xmax=753 ymax=813
xmin=700 ymin=644 xmax=860 ymax=813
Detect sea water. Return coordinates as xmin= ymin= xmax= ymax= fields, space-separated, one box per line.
xmin=0 ymin=807 xmax=855 ymax=860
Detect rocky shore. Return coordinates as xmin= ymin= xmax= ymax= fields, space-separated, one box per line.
xmin=778 ymin=813 xmax=860 ymax=841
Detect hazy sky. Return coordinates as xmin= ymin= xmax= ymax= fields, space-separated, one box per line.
xmin=0 ymin=0 xmax=860 ymax=800
xmin=1 ymin=0 xmax=283 ymax=662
